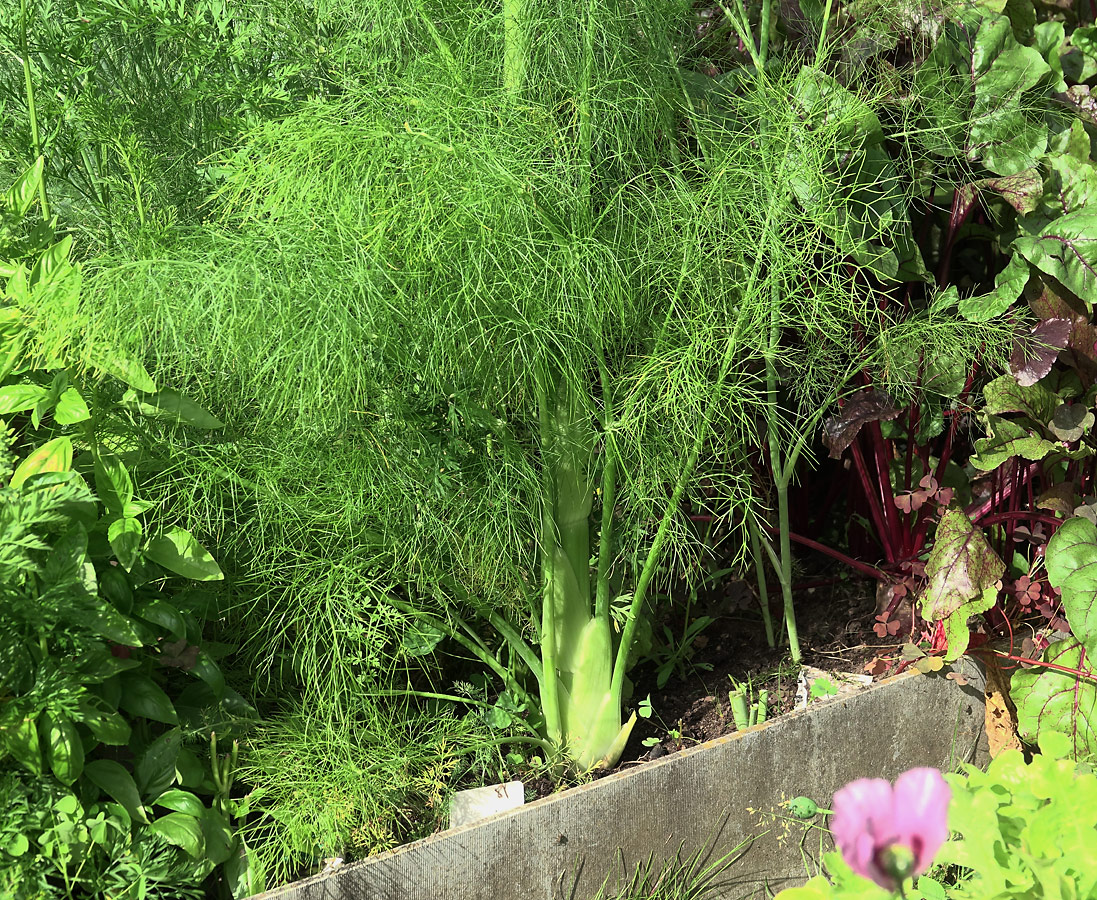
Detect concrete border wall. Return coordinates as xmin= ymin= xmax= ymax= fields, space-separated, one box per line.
xmin=257 ymin=662 xmax=989 ymax=900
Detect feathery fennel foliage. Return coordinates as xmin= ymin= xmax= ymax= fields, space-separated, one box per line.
xmin=30 ymin=0 xmax=1019 ymax=873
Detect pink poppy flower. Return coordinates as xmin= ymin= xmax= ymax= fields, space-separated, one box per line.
xmin=831 ymin=767 xmax=951 ymax=890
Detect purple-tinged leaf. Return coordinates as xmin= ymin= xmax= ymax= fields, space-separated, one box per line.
xmin=1038 ymin=482 xmax=1077 ymax=517
xmin=821 ymin=390 xmax=899 ymax=459
xmin=1044 ymin=516 xmax=1097 ymax=657
xmin=1010 ymin=318 xmax=1070 ymax=386
xmin=983 ymin=374 xmax=1058 ymax=423
xmin=1011 ymin=637 xmax=1097 ymax=758
xmin=978 ymin=169 xmax=1043 ymax=214
xmin=921 ymin=508 xmax=1005 ymax=624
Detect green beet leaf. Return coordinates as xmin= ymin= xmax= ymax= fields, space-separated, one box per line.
xmin=981 ymin=374 xmax=1058 ymax=424
xmin=145 ymin=527 xmax=224 ymax=581
xmin=75 ymin=696 xmax=131 ymax=745
xmin=1014 ymin=211 xmax=1097 ymax=305
xmin=124 ymin=387 xmax=225 ymax=429
xmin=0 ymin=383 xmax=48 ymax=415
xmin=9 ymin=436 xmax=72 ymax=488
xmin=970 ymin=416 xmax=1057 ymax=470
xmin=53 ymin=386 xmax=90 ymax=424
xmin=1044 ymin=517 xmax=1097 ymax=657
xmin=921 ymin=508 xmax=1005 ymax=624
xmin=94 ymin=452 xmax=134 ymax=517
xmin=958 ymin=255 xmax=1030 ymax=322
xmin=1011 ymin=637 xmax=1097 ymax=758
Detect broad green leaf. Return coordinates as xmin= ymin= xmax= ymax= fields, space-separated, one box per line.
xmin=145 ymin=527 xmax=223 ymax=581
xmin=958 ymin=255 xmax=1029 ymax=322
xmin=200 ymin=810 xmax=236 ymax=866
xmin=0 ymin=712 xmax=42 ymax=775
xmin=1014 ymin=212 xmax=1097 ymax=305
xmin=124 ymin=387 xmax=224 ymax=429
xmin=75 ymin=696 xmax=131 ymax=745
xmin=224 ymin=837 xmax=267 ymax=898
xmin=400 ymin=621 xmax=445 ymax=656
xmin=982 ymin=375 xmax=1058 ymax=424
xmin=54 ymin=386 xmax=90 ymax=424
xmin=940 ymin=584 xmax=996 ymax=661
xmin=94 ymin=453 xmax=134 ymax=517
xmin=108 ymin=517 xmax=143 ymax=572
xmin=1011 ymin=638 xmax=1097 ymax=758
xmin=84 ymin=759 xmax=148 ymax=823
xmin=28 ymin=236 xmax=73 ymax=288
xmin=119 ymin=673 xmax=178 ymax=725
xmin=68 ymin=595 xmax=142 ymax=646
xmin=134 ymin=599 xmax=187 ymax=639
xmin=40 ymin=712 xmax=83 ymax=785
xmin=152 ymin=789 xmax=205 ymax=817
xmin=90 ymin=350 xmax=157 ymax=393
xmin=970 ymin=416 xmax=1057 ymax=470
xmin=135 ymin=728 xmax=182 ymax=798
xmin=191 ymin=651 xmax=226 ymax=699
xmin=76 ymin=645 xmax=141 ymax=682
xmin=1044 ymin=517 xmax=1097 ymax=657
xmin=0 ymin=383 xmax=48 ymax=415
xmin=5 ymin=158 xmax=44 ymax=217
xmin=922 ymin=508 xmax=1005 ymax=623
xmin=10 ymin=436 xmax=73 ymax=487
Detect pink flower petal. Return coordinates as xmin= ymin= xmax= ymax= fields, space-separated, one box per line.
xmin=891 ymin=768 xmax=950 ymax=871
xmin=832 ymin=778 xmax=897 ymax=886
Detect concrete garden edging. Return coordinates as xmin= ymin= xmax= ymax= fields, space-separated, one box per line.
xmin=256 ymin=660 xmax=989 ymax=900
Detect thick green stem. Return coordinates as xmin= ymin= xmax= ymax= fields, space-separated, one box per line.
xmin=765 ymin=294 xmax=801 ymax=664
xmin=503 ymin=0 xmax=529 ymax=93
xmin=759 ymin=0 xmax=772 ymax=67
xmin=746 ymin=512 xmax=775 ymax=647
xmin=594 ymin=345 xmax=616 ymax=622
xmin=19 ymin=0 xmax=49 ymax=220
xmin=537 ymin=379 xmax=564 ymax=748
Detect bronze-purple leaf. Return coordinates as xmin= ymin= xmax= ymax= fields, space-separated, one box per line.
xmin=1010 ymin=317 xmax=1071 ymax=387
xmin=822 ymin=389 xmax=900 ymax=459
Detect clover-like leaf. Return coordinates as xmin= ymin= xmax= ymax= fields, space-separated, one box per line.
xmin=1049 ymin=403 xmax=1094 ymax=442
xmin=921 ymin=509 xmax=1005 ymax=626
xmin=1011 ymin=637 xmax=1097 ymax=759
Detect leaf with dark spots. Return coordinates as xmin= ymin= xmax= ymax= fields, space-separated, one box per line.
xmin=821 ymin=390 xmax=899 ymax=459
xmin=1011 ymin=317 xmax=1070 ymax=386
xmin=978 ymin=169 xmax=1042 ymax=214
xmin=1011 ymin=637 xmax=1097 ymax=758
xmin=921 ymin=508 xmax=1005 ymax=623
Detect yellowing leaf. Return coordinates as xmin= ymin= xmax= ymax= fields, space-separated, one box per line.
xmin=10 ymin=436 xmax=73 ymax=488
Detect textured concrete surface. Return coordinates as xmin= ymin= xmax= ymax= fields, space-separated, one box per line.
xmin=255 ymin=661 xmax=989 ymax=900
